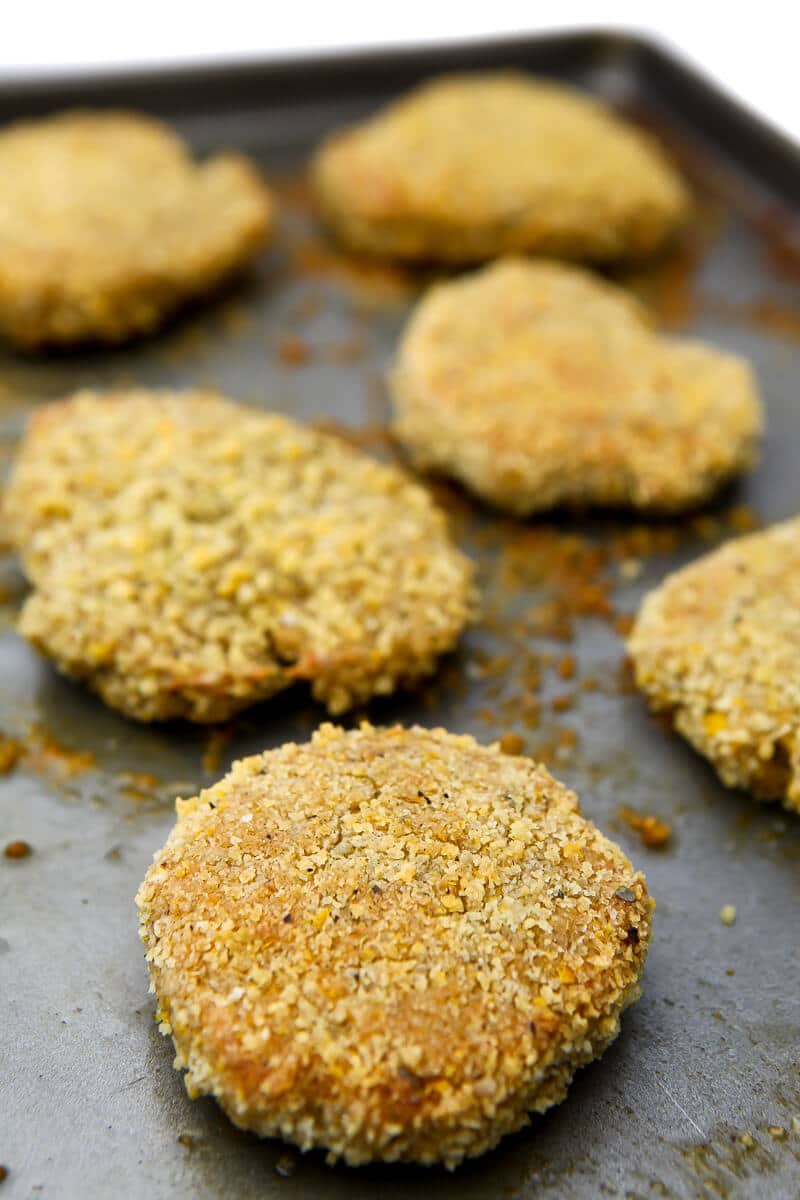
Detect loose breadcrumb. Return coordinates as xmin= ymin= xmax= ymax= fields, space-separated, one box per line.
xmin=137 ymin=723 xmax=653 ymax=1167
xmin=0 ymin=735 xmax=22 ymax=774
xmin=0 ymin=110 xmax=274 ymax=349
xmin=391 ymin=259 xmax=763 ymax=514
xmin=6 ymin=391 xmax=475 ymax=722
xmin=628 ymin=516 xmax=800 ymax=813
xmin=498 ymin=731 xmax=525 ymax=755
xmin=4 ymin=840 xmax=32 ymax=859
xmin=618 ymin=807 xmax=672 ymax=849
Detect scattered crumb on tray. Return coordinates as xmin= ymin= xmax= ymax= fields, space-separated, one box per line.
xmin=618 ymin=807 xmax=672 ymax=849
xmin=276 ymin=336 xmax=312 ymax=366
xmin=4 ymin=840 xmax=32 ymax=859
xmin=497 ymin=731 xmax=524 ymax=755
xmin=0 ymin=735 xmax=22 ymax=774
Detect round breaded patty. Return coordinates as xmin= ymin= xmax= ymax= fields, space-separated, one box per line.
xmin=629 ymin=517 xmax=800 ymax=813
xmin=390 ymin=258 xmax=763 ymax=514
xmin=0 ymin=110 xmax=274 ymax=349
xmin=5 ymin=391 xmax=474 ymax=722
xmin=312 ymin=73 xmax=688 ymax=264
xmin=136 ymin=723 xmax=653 ymax=1166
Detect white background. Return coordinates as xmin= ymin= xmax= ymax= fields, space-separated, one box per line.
xmin=1 ymin=3 xmax=798 ymax=144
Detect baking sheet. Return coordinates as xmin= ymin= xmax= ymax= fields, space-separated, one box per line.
xmin=1 ymin=31 xmax=799 ymax=1200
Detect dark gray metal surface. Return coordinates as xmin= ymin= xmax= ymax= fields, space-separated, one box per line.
xmin=1 ymin=33 xmax=799 ymax=1200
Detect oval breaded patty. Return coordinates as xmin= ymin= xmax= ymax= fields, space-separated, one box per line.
xmin=0 ymin=110 xmax=274 ymax=349
xmin=5 ymin=391 xmax=474 ymax=722
xmin=629 ymin=517 xmax=800 ymax=813
xmin=390 ymin=259 xmax=763 ymax=514
xmin=136 ymin=723 xmax=653 ymax=1166
xmin=312 ymin=73 xmax=688 ymax=264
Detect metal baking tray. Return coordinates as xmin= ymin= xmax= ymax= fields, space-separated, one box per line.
xmin=1 ymin=30 xmax=799 ymax=1200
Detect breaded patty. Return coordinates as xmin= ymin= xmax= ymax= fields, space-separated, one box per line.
xmin=5 ymin=391 xmax=474 ymax=722
xmin=390 ymin=259 xmax=763 ymax=514
xmin=136 ymin=723 xmax=653 ymax=1166
xmin=312 ymin=73 xmax=688 ymax=264
xmin=0 ymin=111 xmax=274 ymax=349
xmin=629 ymin=517 xmax=800 ymax=813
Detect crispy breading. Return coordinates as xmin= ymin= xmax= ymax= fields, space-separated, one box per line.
xmin=390 ymin=259 xmax=763 ymax=514
xmin=0 ymin=111 xmax=274 ymax=348
xmin=312 ymin=73 xmax=688 ymax=263
xmin=136 ymin=723 xmax=653 ymax=1166
xmin=629 ymin=517 xmax=800 ymax=813
xmin=5 ymin=391 xmax=474 ymax=721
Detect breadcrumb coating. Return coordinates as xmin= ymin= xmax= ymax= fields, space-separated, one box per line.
xmin=629 ymin=517 xmax=800 ymax=813
xmin=5 ymin=391 xmax=474 ymax=722
xmin=0 ymin=110 xmax=274 ymax=349
xmin=390 ymin=258 xmax=763 ymax=514
xmin=312 ymin=73 xmax=689 ymax=264
xmin=136 ymin=723 xmax=653 ymax=1166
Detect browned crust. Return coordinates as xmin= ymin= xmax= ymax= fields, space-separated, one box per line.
xmin=390 ymin=258 xmax=763 ymax=514
xmin=312 ymin=73 xmax=689 ymax=264
xmin=629 ymin=516 xmax=800 ymax=812
xmin=5 ymin=391 xmax=475 ymax=722
xmin=0 ymin=110 xmax=275 ymax=348
xmin=136 ymin=723 xmax=653 ymax=1166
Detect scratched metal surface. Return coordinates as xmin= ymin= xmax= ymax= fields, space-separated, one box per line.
xmin=1 ymin=32 xmax=799 ymax=1200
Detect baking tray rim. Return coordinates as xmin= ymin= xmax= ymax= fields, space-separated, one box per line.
xmin=0 ymin=26 xmax=797 ymax=179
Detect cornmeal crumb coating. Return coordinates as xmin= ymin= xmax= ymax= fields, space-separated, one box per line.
xmin=629 ymin=517 xmax=800 ymax=813
xmin=390 ymin=259 xmax=763 ymax=514
xmin=312 ymin=72 xmax=689 ymax=264
xmin=0 ymin=110 xmax=274 ymax=349
xmin=5 ymin=392 xmax=474 ymax=722
xmin=136 ymin=723 xmax=653 ymax=1166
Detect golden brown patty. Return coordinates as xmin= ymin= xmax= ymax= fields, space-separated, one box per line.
xmin=629 ymin=517 xmax=800 ymax=813
xmin=312 ymin=72 xmax=688 ymax=264
xmin=136 ymin=723 xmax=653 ymax=1166
xmin=390 ymin=258 xmax=763 ymax=514
xmin=0 ymin=110 xmax=274 ymax=348
xmin=5 ymin=391 xmax=474 ymax=722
